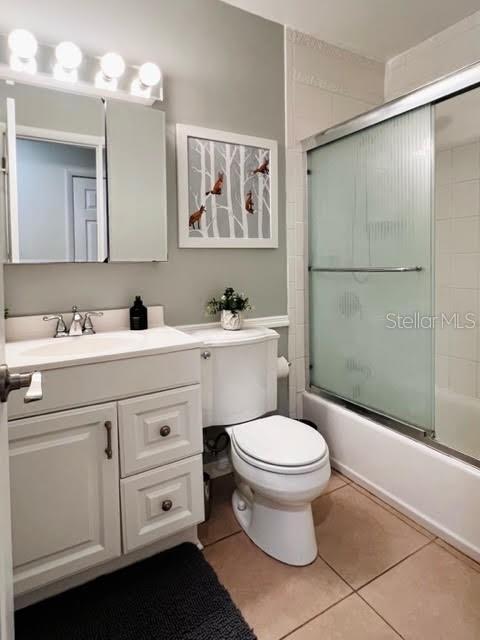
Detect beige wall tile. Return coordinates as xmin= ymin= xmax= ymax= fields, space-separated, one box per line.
xmin=452 ymin=142 xmax=480 ymax=183
xmin=448 ymin=357 xmax=476 ymax=396
xmin=452 ymin=180 xmax=480 ymax=218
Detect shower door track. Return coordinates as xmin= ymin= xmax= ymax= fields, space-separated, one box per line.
xmin=310 ymin=385 xmax=480 ymax=471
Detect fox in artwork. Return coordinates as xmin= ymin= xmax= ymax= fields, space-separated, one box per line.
xmin=206 ymin=172 xmax=224 ymax=196
xmin=189 ymin=205 xmax=206 ymax=229
xmin=252 ymin=157 xmax=269 ymax=175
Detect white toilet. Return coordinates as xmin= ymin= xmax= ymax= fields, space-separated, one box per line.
xmin=191 ymin=326 xmax=331 ymax=566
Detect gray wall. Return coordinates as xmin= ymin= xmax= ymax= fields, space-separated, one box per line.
xmin=3 ymin=0 xmax=286 ymax=326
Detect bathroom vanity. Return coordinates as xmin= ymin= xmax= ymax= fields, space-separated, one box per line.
xmin=6 ymin=313 xmax=205 ymax=600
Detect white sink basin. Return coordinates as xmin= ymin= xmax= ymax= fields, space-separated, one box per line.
xmin=23 ymin=335 xmax=140 ymax=358
xmin=6 ymin=327 xmax=203 ymax=372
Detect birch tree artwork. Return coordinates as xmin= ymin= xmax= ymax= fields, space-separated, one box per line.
xmin=187 ymin=136 xmax=271 ymax=241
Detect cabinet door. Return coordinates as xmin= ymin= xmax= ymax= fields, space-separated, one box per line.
xmin=121 ymin=455 xmax=204 ymax=552
xmin=118 ymin=385 xmax=202 ymax=477
xmin=9 ymin=404 xmax=121 ymax=594
xmin=106 ymin=101 xmax=167 ymax=262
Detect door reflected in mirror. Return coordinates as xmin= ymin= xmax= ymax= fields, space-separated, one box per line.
xmin=16 ymin=137 xmax=106 ymax=262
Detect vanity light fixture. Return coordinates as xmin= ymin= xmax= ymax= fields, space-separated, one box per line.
xmin=54 ymin=41 xmax=82 ymax=82
xmin=130 ymin=61 xmax=162 ymax=98
xmin=8 ymin=28 xmax=38 ymax=74
xmin=1 ymin=30 xmax=163 ymax=104
xmin=95 ymin=52 xmax=125 ymax=90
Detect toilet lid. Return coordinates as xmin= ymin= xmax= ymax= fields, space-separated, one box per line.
xmin=232 ymin=415 xmax=327 ymax=468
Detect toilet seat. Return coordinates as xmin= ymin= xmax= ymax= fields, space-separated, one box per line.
xmin=230 ymin=415 xmax=329 ymax=475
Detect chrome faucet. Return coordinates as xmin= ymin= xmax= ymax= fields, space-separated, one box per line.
xmin=43 ymin=307 xmax=104 ymax=337
xmin=82 ymin=311 xmax=103 ymax=335
xmin=68 ymin=306 xmax=83 ymax=336
xmin=43 ymin=314 xmax=68 ymax=338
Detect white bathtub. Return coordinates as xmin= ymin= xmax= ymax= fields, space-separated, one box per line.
xmin=303 ymin=391 xmax=480 ymax=562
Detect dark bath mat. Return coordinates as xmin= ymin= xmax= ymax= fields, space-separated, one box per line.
xmin=15 ymin=542 xmax=257 ymax=640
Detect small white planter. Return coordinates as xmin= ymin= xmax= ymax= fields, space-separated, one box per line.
xmin=221 ymin=310 xmax=243 ymax=331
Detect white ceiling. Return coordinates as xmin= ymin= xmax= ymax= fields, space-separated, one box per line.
xmin=222 ymin=0 xmax=480 ymax=61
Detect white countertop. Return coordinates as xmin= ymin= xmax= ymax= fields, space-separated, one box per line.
xmin=6 ymin=326 xmax=203 ymax=373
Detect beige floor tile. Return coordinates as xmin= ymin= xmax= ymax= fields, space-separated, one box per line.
xmin=334 ymin=470 xmax=352 ymax=484
xmin=435 ymin=538 xmax=480 ymax=574
xmin=360 ymin=542 xmax=480 ymax=640
xmin=351 ymin=483 xmax=436 ymax=539
xmin=313 ymin=485 xmax=430 ymax=589
xmin=198 ymin=474 xmax=240 ymax=546
xmin=324 ymin=470 xmax=349 ymax=495
xmin=204 ymin=532 xmax=351 ymax=640
xmin=285 ymin=594 xmax=400 ymax=640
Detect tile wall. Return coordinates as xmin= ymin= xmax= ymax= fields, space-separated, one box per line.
xmin=436 ymin=140 xmax=480 ymax=397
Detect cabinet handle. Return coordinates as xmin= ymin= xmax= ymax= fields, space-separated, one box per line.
xmin=104 ymin=421 xmax=113 ymax=459
xmin=160 ymin=425 xmax=171 ymax=437
xmin=162 ymin=499 xmax=173 ymax=512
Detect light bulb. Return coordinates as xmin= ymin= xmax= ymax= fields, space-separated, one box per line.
xmin=55 ymin=41 xmax=82 ymax=70
xmin=138 ymin=62 xmax=161 ymax=88
xmin=8 ymin=29 xmax=38 ymax=60
xmin=100 ymin=52 xmax=125 ymax=80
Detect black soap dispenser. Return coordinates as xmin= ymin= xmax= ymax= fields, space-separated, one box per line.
xmin=130 ymin=296 xmax=148 ymax=331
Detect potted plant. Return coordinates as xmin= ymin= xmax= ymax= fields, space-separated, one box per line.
xmin=206 ymin=287 xmax=253 ymax=330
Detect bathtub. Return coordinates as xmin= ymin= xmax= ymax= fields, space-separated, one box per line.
xmin=303 ymin=390 xmax=480 ymax=563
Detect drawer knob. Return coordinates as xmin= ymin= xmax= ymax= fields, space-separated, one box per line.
xmin=160 ymin=425 xmax=171 ymax=437
xmin=162 ymin=499 xmax=173 ymax=512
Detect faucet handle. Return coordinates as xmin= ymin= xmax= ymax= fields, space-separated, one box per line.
xmin=43 ymin=314 xmax=68 ymax=338
xmin=83 ymin=311 xmax=104 ymax=335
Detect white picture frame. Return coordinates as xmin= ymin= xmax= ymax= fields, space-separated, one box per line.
xmin=176 ymin=124 xmax=278 ymax=248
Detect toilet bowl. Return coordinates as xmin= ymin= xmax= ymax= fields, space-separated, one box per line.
xmin=187 ymin=326 xmax=331 ymax=566
xmin=226 ymin=415 xmax=330 ymax=566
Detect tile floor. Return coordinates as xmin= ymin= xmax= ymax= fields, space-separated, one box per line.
xmin=200 ymin=471 xmax=480 ymax=640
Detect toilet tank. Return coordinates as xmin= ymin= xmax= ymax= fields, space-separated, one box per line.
xmin=188 ymin=327 xmax=279 ymax=427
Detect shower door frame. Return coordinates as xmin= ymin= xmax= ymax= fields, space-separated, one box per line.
xmin=302 ymin=60 xmax=480 ymax=469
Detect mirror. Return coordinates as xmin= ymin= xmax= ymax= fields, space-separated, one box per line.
xmin=0 ymin=83 xmax=106 ymax=262
xmin=0 ymin=81 xmax=167 ymax=263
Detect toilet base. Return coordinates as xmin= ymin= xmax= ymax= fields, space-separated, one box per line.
xmin=231 ymin=488 xmax=318 ymax=566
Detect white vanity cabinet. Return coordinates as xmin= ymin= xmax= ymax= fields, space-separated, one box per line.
xmin=9 ymin=403 xmax=121 ymax=595
xmin=7 ymin=330 xmax=205 ymax=599
xmin=118 ymin=385 xmax=202 ymax=476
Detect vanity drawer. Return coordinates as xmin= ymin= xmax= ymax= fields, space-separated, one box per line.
xmin=118 ymin=385 xmax=202 ymax=477
xmin=121 ymin=455 xmax=204 ymax=552
xmin=8 ymin=349 xmax=201 ymax=420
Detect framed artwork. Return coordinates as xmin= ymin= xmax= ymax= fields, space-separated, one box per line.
xmin=176 ymin=124 xmax=278 ymax=248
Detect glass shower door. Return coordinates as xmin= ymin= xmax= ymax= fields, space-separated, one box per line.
xmin=308 ymin=106 xmax=434 ymax=431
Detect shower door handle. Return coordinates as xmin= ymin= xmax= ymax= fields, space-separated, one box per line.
xmin=308 ymin=266 xmax=423 ymax=273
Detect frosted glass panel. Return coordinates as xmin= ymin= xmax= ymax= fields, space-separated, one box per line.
xmin=308 ymin=106 xmax=434 ymax=430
